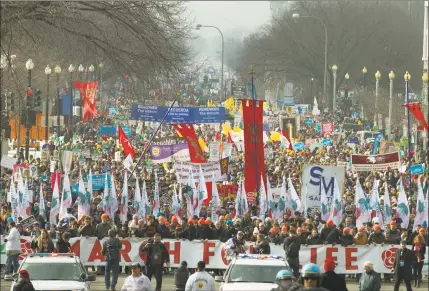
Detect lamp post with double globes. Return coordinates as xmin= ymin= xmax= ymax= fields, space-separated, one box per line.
xmin=44 ymin=65 xmax=51 ymax=141
xmin=54 ymin=65 xmax=62 ymax=131
xmin=423 ymin=72 xmax=428 ymax=153
xmin=78 ymin=64 xmax=84 ymax=121
xmin=332 ymin=65 xmax=338 ymax=111
xmin=375 ymin=70 xmax=381 ymax=129
xmin=388 ymin=71 xmax=395 ymax=140
xmin=99 ymin=62 xmax=105 ymax=108
xmin=362 ymin=66 xmax=368 ymax=87
xmin=68 ymin=64 xmax=75 ymax=126
xmin=404 ymin=71 xmax=412 ymax=196
xmin=24 ymin=59 xmax=34 ymax=160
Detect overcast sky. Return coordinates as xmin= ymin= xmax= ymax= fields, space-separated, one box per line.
xmin=187 ymin=1 xmax=271 ymax=37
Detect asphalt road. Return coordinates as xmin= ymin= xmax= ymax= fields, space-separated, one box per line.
xmin=1 ymin=273 xmax=427 ymax=291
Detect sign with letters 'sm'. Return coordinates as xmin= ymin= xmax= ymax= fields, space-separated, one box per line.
xmin=301 ymin=165 xmax=345 ymax=208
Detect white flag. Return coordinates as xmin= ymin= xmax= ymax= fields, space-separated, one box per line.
xmin=152 ymin=170 xmax=160 ymax=216
xmin=102 ymin=174 xmax=111 ymax=218
xmin=123 ymin=154 xmax=133 ymax=170
xmin=211 ymin=177 xmax=221 ymax=222
xmin=241 ymin=179 xmax=248 ymax=214
xmin=234 ymin=179 xmax=242 ymax=219
xmin=141 ymin=180 xmax=151 ymax=220
xmin=120 ymin=172 xmax=128 ymax=224
xmin=187 ymin=169 xmax=197 ymax=218
xmin=383 ymin=181 xmax=392 ymax=227
xmin=259 ymin=176 xmax=268 ymax=220
xmin=320 ymin=181 xmax=330 ymax=222
xmin=134 ymin=177 xmax=143 ymax=219
xmin=276 ymin=177 xmax=287 ymax=217
xmin=110 ymin=174 xmax=118 ymax=219
xmin=9 ymin=175 xmax=18 ymax=222
xmin=50 ymin=177 xmax=61 ymax=226
xmin=329 ymin=178 xmax=343 ymax=227
xmin=39 ymin=184 xmax=46 ymax=220
xmin=87 ymin=170 xmax=93 ymax=204
xmin=369 ymin=178 xmax=383 ymax=229
xmin=196 ymin=165 xmax=208 ymax=215
xmin=172 ymin=184 xmax=180 ymax=221
xmin=267 ymin=177 xmax=276 ymax=218
xmin=355 ymin=179 xmax=371 ymax=228
xmin=17 ymin=170 xmax=30 ymax=219
xmin=59 ymin=173 xmax=72 ymax=219
xmin=413 ymin=181 xmax=426 ymax=231
xmin=287 ymin=177 xmax=303 ymax=214
xmin=397 ymin=178 xmax=410 ymax=229
xmin=77 ymin=171 xmax=90 ymax=221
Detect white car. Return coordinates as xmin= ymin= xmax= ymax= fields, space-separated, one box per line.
xmin=9 ymin=253 xmax=96 ymax=291
xmin=215 ymin=254 xmax=291 ymax=291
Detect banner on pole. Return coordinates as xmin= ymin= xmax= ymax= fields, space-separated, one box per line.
xmin=174 ymin=159 xmax=228 ymax=183
xmin=1 ymin=236 xmax=427 ymax=274
xmin=301 ymin=165 xmax=346 ymax=208
xmin=351 ymin=152 xmax=400 ymax=172
xmin=149 ymin=143 xmax=190 ymax=163
xmin=131 ymin=105 xmax=226 ymax=123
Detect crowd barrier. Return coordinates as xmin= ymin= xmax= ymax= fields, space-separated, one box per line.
xmin=1 ymin=236 xmax=428 ymax=274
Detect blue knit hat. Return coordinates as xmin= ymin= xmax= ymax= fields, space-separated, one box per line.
xmin=6 ymin=217 xmax=14 ymax=223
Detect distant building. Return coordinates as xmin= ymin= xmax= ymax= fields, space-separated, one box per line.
xmin=269 ymin=1 xmax=293 ymax=17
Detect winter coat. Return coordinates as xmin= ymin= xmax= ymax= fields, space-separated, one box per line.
xmin=368 ymin=232 xmax=385 ymax=244
xmin=340 ymin=234 xmax=354 ymax=246
xmin=56 ymin=239 xmax=71 ymax=253
xmin=321 ymin=271 xmax=348 ymax=291
xmin=283 ymin=236 xmax=301 ymax=259
xmin=183 ymin=226 xmax=197 ymax=241
xmin=325 ymin=228 xmax=341 ymax=244
xmin=140 ymin=241 xmax=170 ymax=266
xmin=212 ymin=228 xmax=226 ymax=241
xmin=392 ymin=248 xmax=415 ymax=282
xmin=358 ymin=270 xmax=381 ymax=291
xmin=157 ymin=225 xmax=171 ymax=239
xmin=253 ymin=240 xmax=271 ymax=254
xmin=197 ymin=226 xmax=213 ymax=240
xmin=5 ymin=227 xmax=21 ymax=252
xmin=78 ymin=224 xmax=96 ymax=237
xmin=174 ymin=265 xmax=190 ymax=291
xmin=144 ymin=225 xmax=158 ymax=237
xmin=385 ymin=228 xmax=401 ymax=244
xmin=96 ymin=222 xmax=112 ymax=239
xmin=354 ymin=233 xmax=368 ymax=245
xmin=269 ymin=281 xmax=302 ymax=291
xmin=306 ymin=235 xmax=322 ymax=245
xmin=13 ymin=279 xmax=36 ymax=291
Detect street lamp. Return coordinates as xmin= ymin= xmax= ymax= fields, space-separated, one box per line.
xmin=77 ymin=64 xmax=84 ymax=120
xmin=362 ymin=66 xmax=367 ymax=87
xmin=54 ymin=65 xmax=61 ymax=130
xmin=388 ymin=71 xmax=395 ymax=139
xmin=24 ymin=59 xmax=34 ymax=160
xmin=44 ymin=65 xmax=51 ymax=141
xmin=196 ymin=24 xmax=224 ymax=102
xmin=345 ymin=73 xmax=350 ymax=80
xmin=88 ymin=64 xmax=95 ymax=80
xmin=293 ymin=13 xmax=328 ymax=106
xmin=99 ymin=62 xmax=105 ymax=108
xmin=68 ymin=64 xmax=75 ymax=126
xmin=375 ymin=70 xmax=381 ymax=129
xmin=331 ymin=65 xmax=338 ymax=111
xmin=404 ymin=71 xmax=412 ymax=197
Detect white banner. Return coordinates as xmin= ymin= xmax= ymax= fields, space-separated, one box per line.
xmin=0 ymin=156 xmax=17 ymax=169
xmin=174 ymin=161 xmax=226 ymax=184
xmin=1 ymin=237 xmax=427 ymax=274
xmin=208 ymin=142 xmax=220 ymax=161
xmin=222 ymin=143 xmax=233 ymax=158
xmin=301 ymin=164 xmax=345 ymax=208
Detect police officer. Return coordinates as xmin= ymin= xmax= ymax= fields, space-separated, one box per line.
xmin=270 ymin=270 xmax=302 ymax=291
xmin=102 ymin=229 xmax=122 ymax=291
xmin=300 ymin=263 xmax=329 ymax=291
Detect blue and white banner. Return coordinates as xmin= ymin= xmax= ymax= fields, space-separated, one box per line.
xmin=410 ymin=164 xmax=424 ymax=175
xmin=131 ymin=105 xmax=226 ymax=123
xmin=150 ymin=143 xmax=190 ymax=164
xmin=372 ymin=133 xmax=383 ymax=155
xmin=90 ymin=174 xmax=112 ymax=191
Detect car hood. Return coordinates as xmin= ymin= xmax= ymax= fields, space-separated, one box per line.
xmin=221 ymin=282 xmax=277 ymax=291
xmin=31 ymin=280 xmax=86 ymax=290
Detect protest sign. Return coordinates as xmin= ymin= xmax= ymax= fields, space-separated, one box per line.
xmin=351 ymin=152 xmax=400 ymax=172
xmin=174 ymin=160 xmax=228 ymax=183
xmin=150 ymin=143 xmax=190 ymax=164
xmin=301 ymin=164 xmax=346 ymax=208
xmin=0 ymin=156 xmax=17 ymax=169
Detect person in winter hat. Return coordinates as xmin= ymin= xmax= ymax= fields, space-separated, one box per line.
xmin=320 ymin=258 xmax=348 ymax=291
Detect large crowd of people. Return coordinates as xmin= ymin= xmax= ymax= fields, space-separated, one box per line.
xmin=1 ymin=84 xmax=428 ymax=291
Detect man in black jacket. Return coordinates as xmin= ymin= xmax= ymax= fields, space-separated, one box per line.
xmin=320 ymin=258 xmax=348 ymax=291
xmin=56 ymin=232 xmax=71 ymax=253
xmin=174 ymin=261 xmax=189 ymax=291
xmin=141 ymin=233 xmax=170 ymax=291
xmin=102 ymin=229 xmax=122 ymax=291
xmin=391 ymin=240 xmax=415 ymax=291
xmin=283 ymin=229 xmax=301 ymax=278
xmin=13 ymin=270 xmax=35 ymax=291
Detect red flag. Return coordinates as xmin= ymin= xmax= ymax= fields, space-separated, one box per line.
xmin=242 ymin=99 xmax=266 ymax=194
xmin=405 ymin=103 xmax=429 ymax=132
xmin=215 ymin=132 xmax=221 ymax=141
xmin=281 ymin=129 xmax=293 ymax=150
xmin=227 ymin=132 xmax=233 ymax=143
xmin=73 ymin=81 xmax=98 ymax=122
xmin=51 ymin=172 xmax=62 ymax=191
xmin=118 ymin=124 xmax=136 ymax=158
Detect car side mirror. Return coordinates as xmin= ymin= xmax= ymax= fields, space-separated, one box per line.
xmin=215 ymin=276 xmax=224 ymax=282
xmin=86 ymin=274 xmax=97 ymax=281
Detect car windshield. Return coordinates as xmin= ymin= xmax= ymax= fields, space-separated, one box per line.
xmin=227 ymin=265 xmax=287 ymax=283
xmin=20 ymin=262 xmax=83 ymax=281
xmin=363 ymin=132 xmax=377 ymax=139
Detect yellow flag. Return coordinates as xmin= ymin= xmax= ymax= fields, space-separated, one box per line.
xmin=222 ymin=123 xmax=232 ymax=136
xmin=198 ymin=137 xmax=207 ymax=151
xmin=270 ymin=131 xmax=281 ymax=141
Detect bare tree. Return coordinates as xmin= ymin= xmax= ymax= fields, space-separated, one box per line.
xmin=227 ymin=1 xmax=423 ymax=104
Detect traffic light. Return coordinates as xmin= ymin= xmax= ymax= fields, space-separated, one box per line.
xmin=344 ymin=85 xmax=349 ymax=98
xmin=34 ymin=89 xmax=42 ymax=106
xmin=6 ymin=92 xmax=15 ymax=112
xmin=26 ymin=87 xmax=33 ymax=108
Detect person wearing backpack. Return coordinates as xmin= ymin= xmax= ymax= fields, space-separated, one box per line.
xmin=140 ymin=233 xmax=170 ymax=291
xmin=102 ymin=229 xmax=122 ymax=291
xmin=283 ymin=229 xmax=301 ymax=278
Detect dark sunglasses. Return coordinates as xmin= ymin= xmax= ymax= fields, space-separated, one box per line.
xmin=303 ymin=277 xmax=317 ymax=281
